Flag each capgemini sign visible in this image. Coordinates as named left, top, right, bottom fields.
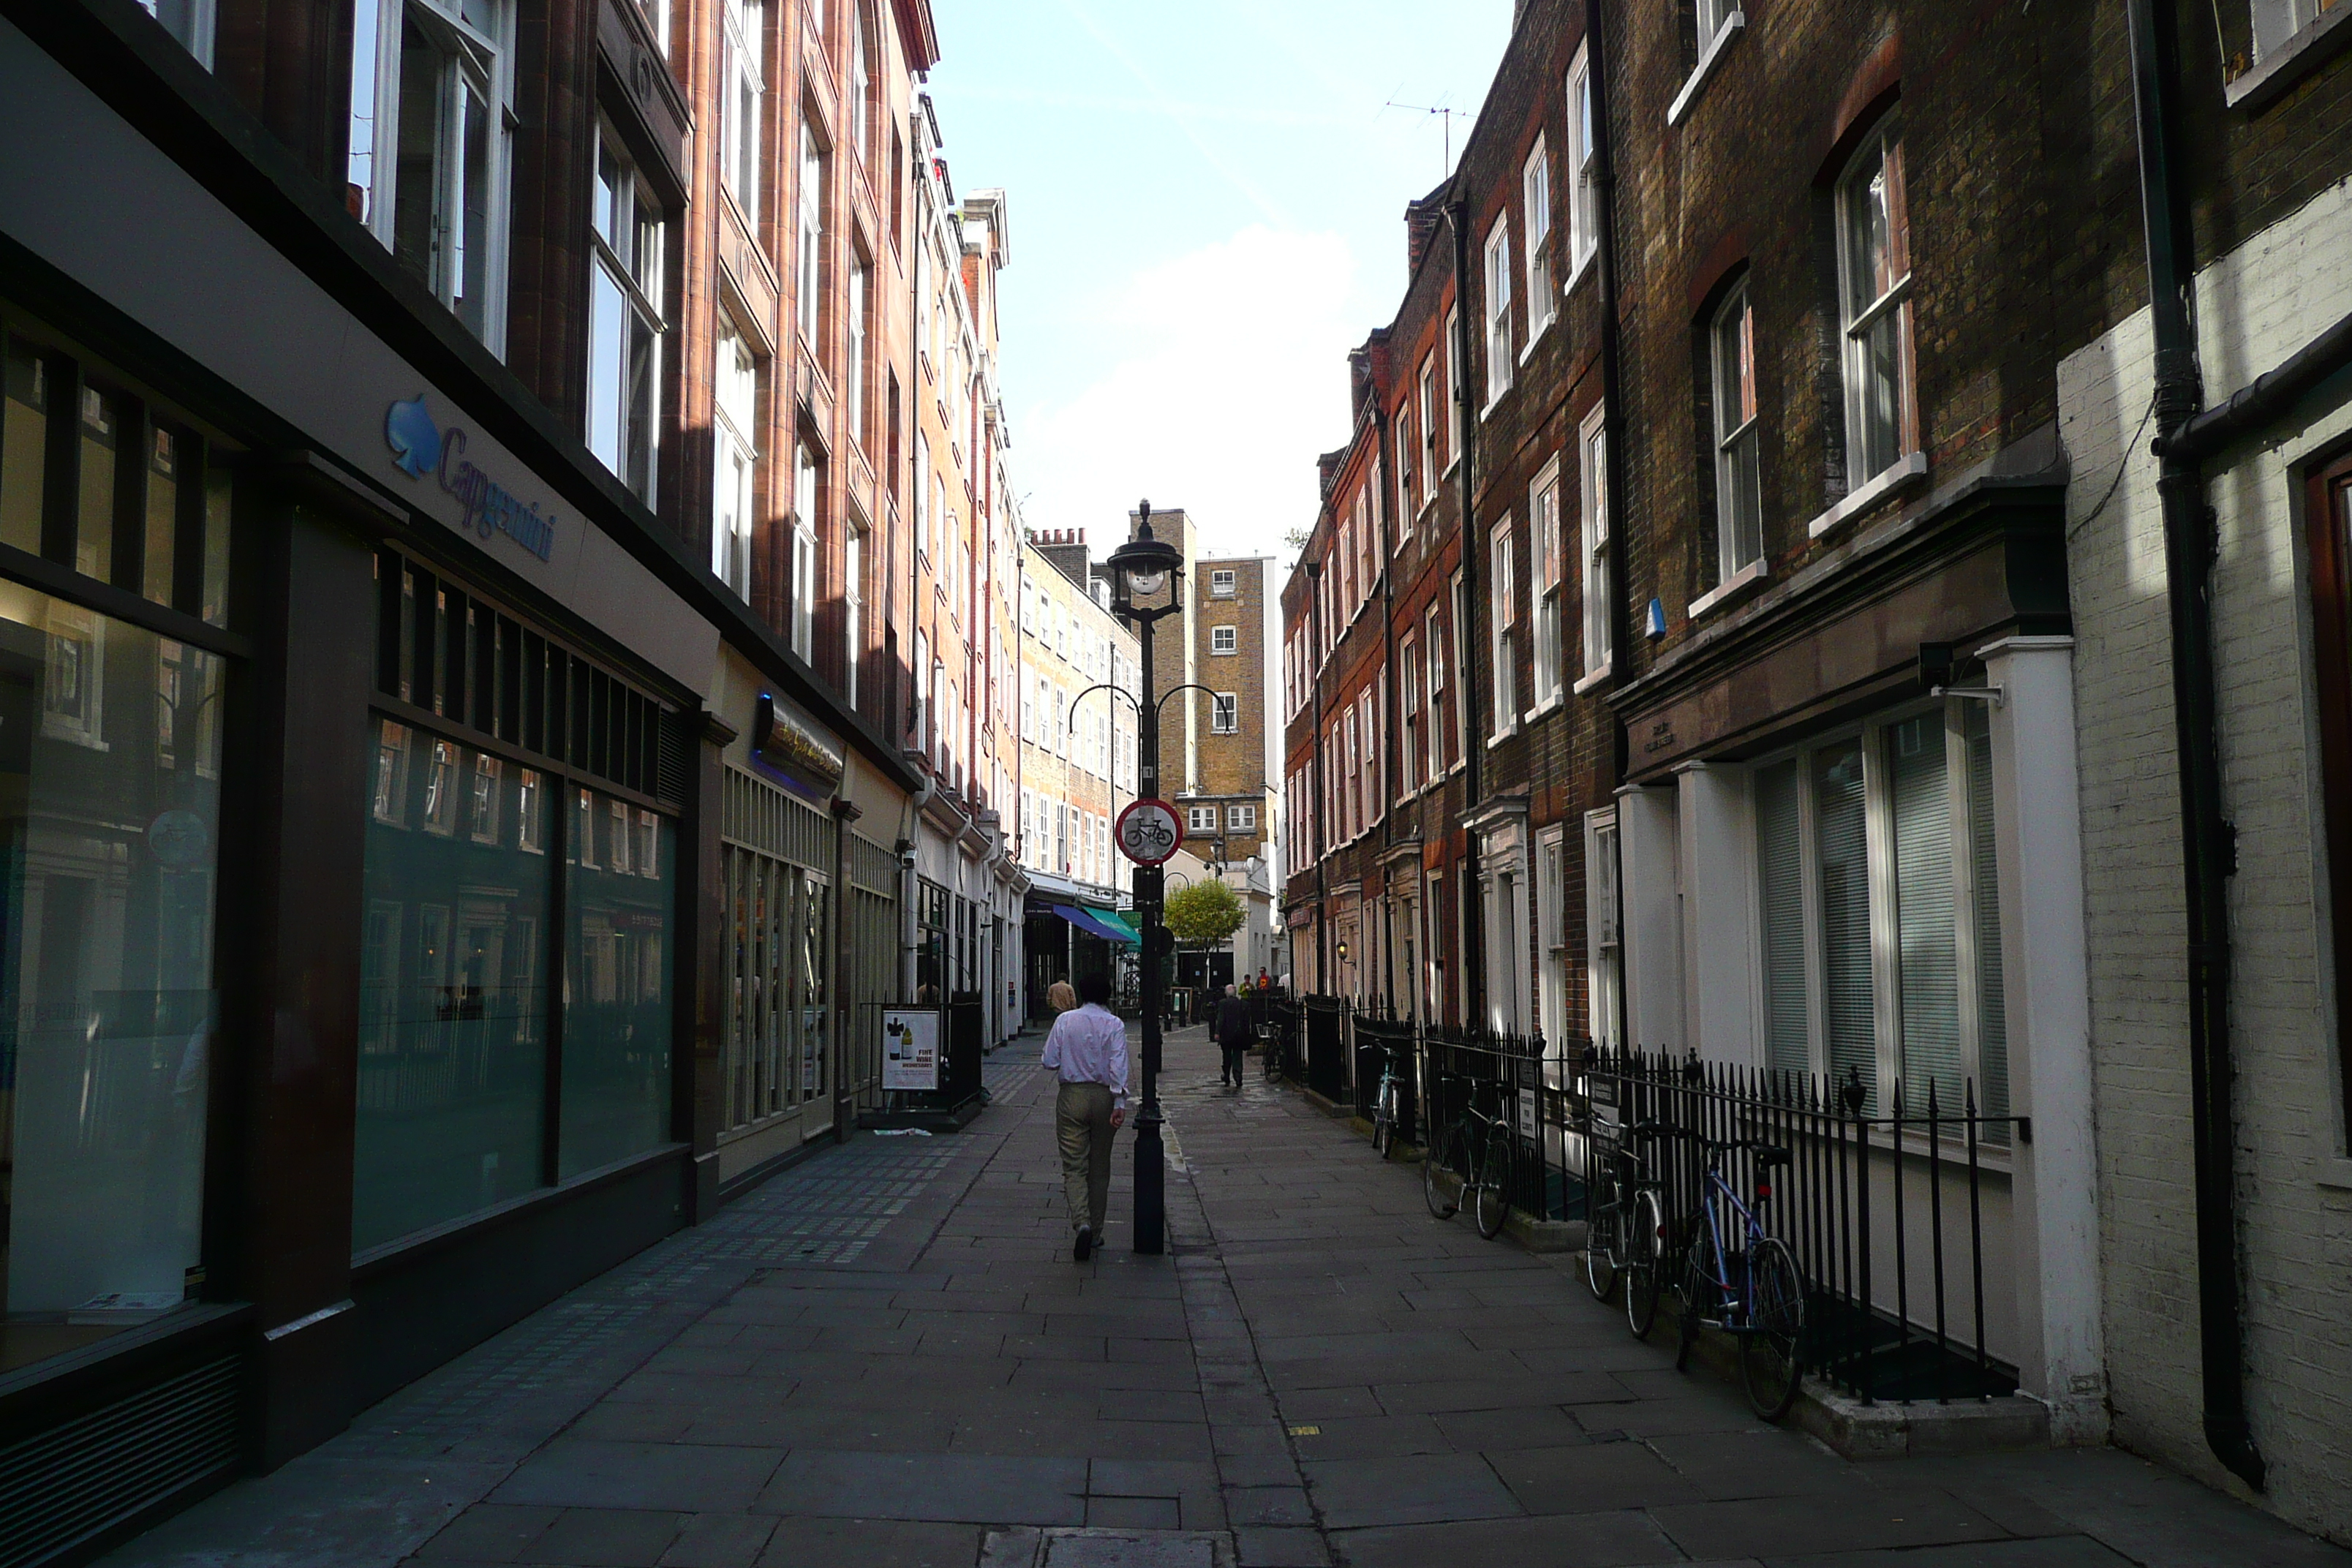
left=383, top=395, right=557, bottom=563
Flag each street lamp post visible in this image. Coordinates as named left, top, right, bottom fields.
left=1108, top=500, right=1186, bottom=1256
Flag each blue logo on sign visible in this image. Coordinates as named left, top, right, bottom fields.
left=380, top=396, right=556, bottom=564
left=385, top=394, right=442, bottom=477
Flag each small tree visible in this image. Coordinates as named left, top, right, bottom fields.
left=1164, top=878, right=1246, bottom=951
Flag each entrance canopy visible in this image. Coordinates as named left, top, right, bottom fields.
left=1051, top=903, right=1138, bottom=946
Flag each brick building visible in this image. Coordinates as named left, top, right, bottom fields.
left=1281, top=0, right=2352, bottom=1541
left=0, top=0, right=1056, bottom=1550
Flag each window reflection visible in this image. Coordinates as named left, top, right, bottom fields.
left=0, top=583, right=222, bottom=1371
left=560, top=787, right=672, bottom=1176
left=353, top=718, right=549, bottom=1251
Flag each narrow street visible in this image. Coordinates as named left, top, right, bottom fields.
left=103, top=1030, right=2348, bottom=1568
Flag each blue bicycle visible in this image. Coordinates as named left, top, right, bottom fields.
left=1673, top=1134, right=1806, bottom=1421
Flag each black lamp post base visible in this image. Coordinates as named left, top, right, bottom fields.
left=1132, top=1110, right=1166, bottom=1254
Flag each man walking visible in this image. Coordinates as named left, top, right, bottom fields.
left=1041, top=971, right=1128, bottom=1260
left=1213, top=982, right=1251, bottom=1088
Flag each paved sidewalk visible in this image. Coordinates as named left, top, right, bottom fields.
left=105, top=1025, right=2349, bottom=1568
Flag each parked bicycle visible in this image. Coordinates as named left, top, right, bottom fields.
left=1422, top=1071, right=1515, bottom=1240
left=1618, top=1114, right=1674, bottom=1335
left=1368, top=1040, right=1408, bottom=1158
left=1585, top=1120, right=1676, bottom=1341
left=1671, top=1132, right=1807, bottom=1421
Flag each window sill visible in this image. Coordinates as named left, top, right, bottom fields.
left=1689, top=556, right=1769, bottom=619
left=1565, top=247, right=1596, bottom=296
left=2318, top=1156, right=2352, bottom=1192
left=1806, top=450, right=1927, bottom=539
left=1480, top=384, right=1512, bottom=420
left=1572, top=665, right=1613, bottom=696
left=1523, top=694, right=1564, bottom=724
left=1443, top=459, right=1462, bottom=481
left=1667, top=9, right=1746, bottom=127
left=2226, top=4, right=2352, bottom=112
left=1519, top=315, right=1555, bottom=365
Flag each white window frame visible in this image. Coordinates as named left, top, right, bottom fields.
left=1399, top=629, right=1422, bottom=800
left=721, top=0, right=764, bottom=226
left=139, top=0, right=216, bottom=68
left=1711, top=279, right=1763, bottom=583
left=843, top=511, right=864, bottom=707
left=1537, top=823, right=1567, bottom=1047
left=1450, top=570, right=1474, bottom=766
left=797, top=117, right=826, bottom=348
left=1189, top=804, right=1218, bottom=833
left=1211, top=625, right=1239, bottom=655
left=587, top=127, right=666, bottom=502
left=1566, top=41, right=1598, bottom=280
left=1586, top=809, right=1620, bottom=1048
left=1228, top=804, right=1256, bottom=831
left=1482, top=216, right=1513, bottom=408
left=1418, top=359, right=1439, bottom=505
left=1530, top=456, right=1564, bottom=709
left=1835, top=122, right=1917, bottom=493
left=349, top=0, right=516, bottom=350
left=846, top=254, right=870, bottom=451
left=1578, top=403, right=1612, bottom=681
left=1523, top=137, right=1556, bottom=342
left=712, top=323, right=758, bottom=599
left=1211, top=692, right=1239, bottom=734
left=1425, top=600, right=1449, bottom=783
left=791, top=441, right=818, bottom=660
left=1488, top=517, right=1515, bottom=740
left=1746, top=701, right=2011, bottom=1130
left=1210, top=568, right=1237, bottom=596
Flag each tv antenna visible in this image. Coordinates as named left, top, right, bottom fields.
left=1382, top=97, right=1460, bottom=175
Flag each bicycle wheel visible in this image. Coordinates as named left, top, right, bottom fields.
left=1583, top=1166, right=1620, bottom=1302
left=1371, top=1082, right=1395, bottom=1158
left=1624, top=1188, right=1665, bottom=1338
left=1741, top=1237, right=1806, bottom=1422
left=1473, top=1130, right=1514, bottom=1240
left=1422, top=1124, right=1460, bottom=1219
left=1676, top=1234, right=1712, bottom=1373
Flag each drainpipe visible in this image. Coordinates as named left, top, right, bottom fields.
left=1379, top=403, right=1399, bottom=1016
left=1446, top=196, right=1488, bottom=1030
left=1584, top=0, right=1635, bottom=1059
left=2125, top=0, right=2265, bottom=1494
left=1307, top=555, right=1329, bottom=990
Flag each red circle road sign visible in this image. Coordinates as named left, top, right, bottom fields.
left=1115, top=799, right=1183, bottom=866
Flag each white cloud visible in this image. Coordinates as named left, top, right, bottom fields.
left=1012, top=226, right=1360, bottom=562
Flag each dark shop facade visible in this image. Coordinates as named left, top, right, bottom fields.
left=0, top=7, right=918, bottom=1564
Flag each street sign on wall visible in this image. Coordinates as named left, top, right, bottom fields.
left=1116, top=799, right=1183, bottom=866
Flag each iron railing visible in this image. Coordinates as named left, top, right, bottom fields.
left=1579, top=1049, right=2021, bottom=1403
left=1268, top=1000, right=2024, bottom=1406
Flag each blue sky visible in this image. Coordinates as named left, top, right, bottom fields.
left=924, top=1, right=1513, bottom=563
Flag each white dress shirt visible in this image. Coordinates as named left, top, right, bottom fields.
left=1041, top=1003, right=1131, bottom=1109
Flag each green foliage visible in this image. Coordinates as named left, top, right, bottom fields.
left=1164, top=878, right=1246, bottom=949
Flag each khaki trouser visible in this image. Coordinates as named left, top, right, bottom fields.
left=1055, top=1081, right=1117, bottom=1235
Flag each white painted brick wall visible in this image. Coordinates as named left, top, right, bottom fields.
left=2059, top=175, right=2352, bottom=1544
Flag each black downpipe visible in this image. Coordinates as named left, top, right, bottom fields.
left=1377, top=404, right=1401, bottom=1014
left=2125, top=0, right=2266, bottom=1494
left=1308, top=555, right=1329, bottom=990
left=1447, top=199, right=1487, bottom=1029
left=1583, top=0, right=1635, bottom=1059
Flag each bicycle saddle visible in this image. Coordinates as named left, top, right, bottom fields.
left=1751, top=1145, right=1793, bottom=1168
left=1629, top=1120, right=1670, bottom=1139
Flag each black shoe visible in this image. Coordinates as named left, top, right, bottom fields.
left=1073, top=1225, right=1093, bottom=1262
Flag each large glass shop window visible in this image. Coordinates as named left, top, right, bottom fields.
left=562, top=786, right=674, bottom=1176
left=0, top=321, right=235, bottom=1372
left=354, top=720, right=549, bottom=1250
left=0, top=587, right=225, bottom=1368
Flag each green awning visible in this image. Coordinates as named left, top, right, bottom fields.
left=1088, top=905, right=1142, bottom=943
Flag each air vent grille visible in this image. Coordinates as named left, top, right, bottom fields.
left=0, top=1356, right=241, bottom=1568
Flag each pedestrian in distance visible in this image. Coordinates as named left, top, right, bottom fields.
left=1047, top=979, right=1077, bottom=1014
left=1040, top=970, right=1128, bottom=1261
left=1213, top=982, right=1252, bottom=1088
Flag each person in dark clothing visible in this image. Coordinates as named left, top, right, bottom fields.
left=1213, top=983, right=1252, bottom=1088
